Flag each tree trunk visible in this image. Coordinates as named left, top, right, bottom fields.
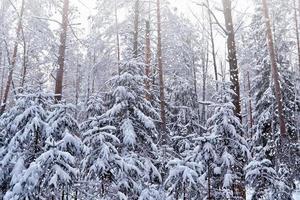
left=145, top=20, right=151, bottom=100
left=54, top=0, right=69, bottom=103
left=261, top=0, right=287, bottom=137
left=183, top=181, right=186, bottom=200
left=222, top=1, right=244, bottom=198
left=207, top=160, right=212, bottom=200
left=247, top=71, right=254, bottom=136
left=133, top=0, right=139, bottom=58
left=206, top=0, right=218, bottom=91
left=0, top=0, right=25, bottom=115
left=20, top=38, right=27, bottom=87
left=156, top=0, right=167, bottom=143
left=201, top=46, right=209, bottom=122
left=75, top=60, right=80, bottom=118
left=114, top=0, right=120, bottom=75
left=61, top=186, right=64, bottom=200
left=0, top=50, right=3, bottom=103
left=192, top=44, right=201, bottom=123
left=295, top=0, right=300, bottom=73
left=222, top=0, right=241, bottom=119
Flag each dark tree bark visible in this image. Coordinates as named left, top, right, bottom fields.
left=0, top=50, right=3, bottom=103
left=114, top=0, right=120, bottom=75
left=54, top=0, right=69, bottom=103
left=157, top=0, right=167, bottom=143
left=261, top=0, right=287, bottom=137
left=0, top=0, right=25, bottom=115
left=222, top=1, right=244, bottom=198
left=247, top=71, right=254, bottom=135
left=133, top=0, right=139, bottom=58
left=207, top=160, right=212, bottom=200
left=295, top=0, right=300, bottom=72
left=201, top=45, right=209, bottom=122
left=222, top=0, right=241, bottom=119
left=20, top=36, right=27, bottom=87
left=145, top=20, right=151, bottom=100
left=75, top=60, right=81, bottom=118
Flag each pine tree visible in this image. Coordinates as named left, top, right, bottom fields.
left=81, top=95, right=124, bottom=198
left=82, top=60, right=161, bottom=198
left=164, top=157, right=201, bottom=199
left=1, top=89, right=82, bottom=199
left=0, top=88, right=51, bottom=197
left=205, top=82, right=249, bottom=199
left=4, top=136, right=78, bottom=199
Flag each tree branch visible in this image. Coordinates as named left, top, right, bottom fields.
left=193, top=1, right=228, bottom=35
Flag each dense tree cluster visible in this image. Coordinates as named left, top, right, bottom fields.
left=0, top=0, right=299, bottom=199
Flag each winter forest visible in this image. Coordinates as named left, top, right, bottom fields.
left=0, top=0, right=299, bottom=199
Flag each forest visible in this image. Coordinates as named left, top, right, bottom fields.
left=0, top=0, right=299, bottom=199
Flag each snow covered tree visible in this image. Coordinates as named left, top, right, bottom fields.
left=188, top=134, right=218, bottom=199
left=204, top=82, right=249, bottom=199
left=165, top=157, right=201, bottom=199
left=82, top=60, right=161, bottom=198
left=81, top=98, right=126, bottom=198
left=240, top=2, right=298, bottom=198
left=0, top=88, right=82, bottom=199
left=0, top=88, right=51, bottom=197
left=4, top=135, right=78, bottom=200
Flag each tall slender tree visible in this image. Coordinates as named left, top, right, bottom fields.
left=133, top=0, right=140, bottom=59
left=54, top=0, right=69, bottom=102
left=261, top=0, right=287, bottom=137
left=156, top=0, right=167, bottom=143
left=206, top=0, right=218, bottom=91
left=222, top=0, right=241, bottom=119
left=145, top=20, right=151, bottom=100
left=0, top=0, right=25, bottom=115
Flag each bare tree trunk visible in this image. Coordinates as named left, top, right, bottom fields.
left=0, top=0, right=25, bottom=115
left=61, top=186, right=64, bottom=200
left=75, top=60, right=81, bottom=118
left=295, top=0, right=300, bottom=73
left=206, top=0, right=218, bottom=91
left=133, top=0, right=139, bottom=58
left=20, top=38, right=27, bottom=87
left=222, top=1, right=245, bottom=198
left=222, top=0, right=241, bottom=119
left=0, top=50, right=3, bottom=103
left=157, top=0, right=167, bottom=143
left=261, top=0, right=287, bottom=137
left=114, top=0, right=120, bottom=75
left=192, top=46, right=201, bottom=123
left=247, top=71, right=254, bottom=135
left=145, top=20, right=151, bottom=100
left=207, top=160, right=212, bottom=200
left=201, top=45, right=209, bottom=122
left=183, top=181, right=186, bottom=200
left=91, top=49, right=96, bottom=94
left=54, top=0, right=69, bottom=103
